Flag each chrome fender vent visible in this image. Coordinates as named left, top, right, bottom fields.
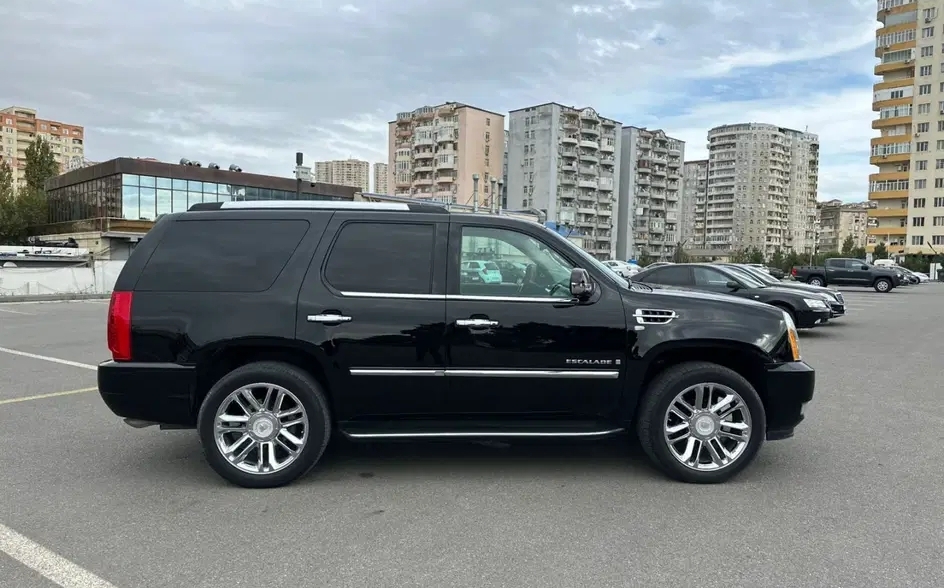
left=633, top=309, right=677, bottom=324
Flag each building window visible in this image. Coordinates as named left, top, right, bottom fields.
left=918, top=103, right=931, bottom=113
left=918, top=122, right=930, bottom=132
left=917, top=142, right=929, bottom=151
left=921, top=65, right=933, bottom=76
left=935, top=197, right=944, bottom=206
left=912, top=235, right=925, bottom=245
left=923, top=26, right=934, bottom=38
left=920, top=84, right=932, bottom=94
left=918, top=160, right=928, bottom=169
left=913, top=217, right=926, bottom=226
left=934, top=235, right=944, bottom=245
left=922, top=46, right=935, bottom=57
left=914, top=198, right=927, bottom=207
left=934, top=216, right=944, bottom=225
left=915, top=179, right=927, bottom=188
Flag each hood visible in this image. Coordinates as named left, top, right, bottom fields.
left=759, top=285, right=829, bottom=300
left=768, top=281, right=834, bottom=296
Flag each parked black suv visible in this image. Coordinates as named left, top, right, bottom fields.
left=98, top=201, right=815, bottom=488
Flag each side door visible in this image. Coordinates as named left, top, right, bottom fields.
left=844, top=259, right=873, bottom=285
left=442, top=221, right=628, bottom=420
left=824, top=259, right=852, bottom=284
left=296, top=212, right=449, bottom=421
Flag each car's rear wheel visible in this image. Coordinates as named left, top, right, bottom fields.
left=874, top=278, right=892, bottom=293
left=636, top=361, right=766, bottom=484
left=808, top=276, right=824, bottom=287
left=197, top=361, right=331, bottom=488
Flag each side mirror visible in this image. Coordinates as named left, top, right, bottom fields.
left=726, top=281, right=740, bottom=290
left=859, top=264, right=869, bottom=270
left=570, top=267, right=594, bottom=299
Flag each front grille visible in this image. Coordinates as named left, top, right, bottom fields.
left=834, top=292, right=844, bottom=303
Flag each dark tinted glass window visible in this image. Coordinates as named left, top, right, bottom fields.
left=693, top=266, right=730, bottom=286
left=644, top=266, right=691, bottom=285
left=135, top=219, right=310, bottom=292
left=324, top=222, right=434, bottom=294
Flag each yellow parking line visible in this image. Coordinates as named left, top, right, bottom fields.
left=0, top=387, right=98, bottom=405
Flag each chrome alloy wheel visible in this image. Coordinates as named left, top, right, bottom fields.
left=214, top=383, right=309, bottom=475
left=663, top=383, right=752, bottom=471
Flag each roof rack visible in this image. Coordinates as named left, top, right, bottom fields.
left=188, top=200, right=449, bottom=213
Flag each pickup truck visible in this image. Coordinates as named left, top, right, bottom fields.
left=791, top=258, right=902, bottom=292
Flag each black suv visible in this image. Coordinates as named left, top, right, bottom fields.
left=98, top=201, right=815, bottom=488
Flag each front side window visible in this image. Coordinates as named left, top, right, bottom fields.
left=458, top=225, right=573, bottom=297
left=325, top=222, right=435, bottom=294
left=693, top=267, right=731, bottom=286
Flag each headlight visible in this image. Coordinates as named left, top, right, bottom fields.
left=803, top=298, right=828, bottom=309
left=782, top=310, right=801, bottom=361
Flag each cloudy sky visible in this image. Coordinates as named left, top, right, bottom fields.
left=2, top=0, right=877, bottom=201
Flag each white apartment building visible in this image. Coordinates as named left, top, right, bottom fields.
left=387, top=102, right=503, bottom=206
left=372, top=162, right=388, bottom=194
left=507, top=103, right=621, bottom=259
left=681, top=159, right=708, bottom=246
left=700, top=123, right=819, bottom=254
left=313, top=158, right=370, bottom=192
left=616, top=127, right=684, bottom=260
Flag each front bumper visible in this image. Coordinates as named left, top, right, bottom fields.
left=794, top=307, right=831, bottom=328
left=98, top=360, right=198, bottom=426
left=763, top=360, right=815, bottom=441
left=828, top=300, right=845, bottom=317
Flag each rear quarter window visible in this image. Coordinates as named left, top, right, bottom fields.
left=134, top=218, right=310, bottom=292
left=324, top=221, right=435, bottom=294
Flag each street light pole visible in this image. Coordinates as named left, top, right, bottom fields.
left=472, top=174, right=479, bottom=212
left=489, top=177, right=498, bottom=214
left=295, top=152, right=303, bottom=200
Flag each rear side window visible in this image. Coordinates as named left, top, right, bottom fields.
left=324, top=222, right=435, bottom=294
left=135, top=219, right=310, bottom=292
left=646, top=266, right=691, bottom=285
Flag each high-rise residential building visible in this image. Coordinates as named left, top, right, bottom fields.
left=816, top=199, right=871, bottom=252
left=313, top=158, right=370, bottom=192
left=501, top=129, right=509, bottom=208
left=682, top=159, right=709, bottom=248
left=700, top=123, right=819, bottom=254
left=870, top=0, right=944, bottom=257
left=372, top=162, right=388, bottom=194
left=616, top=127, right=683, bottom=260
left=507, top=103, right=621, bottom=259
left=0, top=106, right=85, bottom=188
left=387, top=102, right=503, bottom=205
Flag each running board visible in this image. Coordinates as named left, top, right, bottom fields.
left=339, top=420, right=624, bottom=440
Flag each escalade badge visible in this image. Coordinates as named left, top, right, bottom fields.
left=566, top=359, right=618, bottom=365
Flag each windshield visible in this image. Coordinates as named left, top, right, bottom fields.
left=542, top=227, right=629, bottom=288
left=723, top=265, right=767, bottom=288
left=734, top=265, right=777, bottom=285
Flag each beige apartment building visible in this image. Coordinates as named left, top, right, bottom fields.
left=372, top=162, right=388, bottom=194
left=816, top=199, right=870, bottom=251
left=681, top=159, right=709, bottom=246
left=313, top=158, right=370, bottom=192
left=699, top=123, right=819, bottom=255
left=870, top=0, right=944, bottom=256
left=1, top=106, right=85, bottom=188
left=387, top=102, right=504, bottom=205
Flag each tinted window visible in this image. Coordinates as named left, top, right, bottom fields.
left=644, top=266, right=691, bottom=285
left=324, top=222, right=434, bottom=294
left=135, top=219, right=310, bottom=292
left=693, top=266, right=730, bottom=286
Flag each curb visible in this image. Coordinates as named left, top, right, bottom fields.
left=0, top=293, right=111, bottom=303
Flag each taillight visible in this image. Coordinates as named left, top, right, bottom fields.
left=107, top=291, right=133, bottom=361
left=791, top=267, right=797, bottom=276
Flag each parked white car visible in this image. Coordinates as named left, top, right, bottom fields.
left=603, top=260, right=641, bottom=279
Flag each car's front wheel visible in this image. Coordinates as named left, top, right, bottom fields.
left=636, top=361, right=766, bottom=484
left=874, top=278, right=892, bottom=293
left=197, top=361, right=331, bottom=488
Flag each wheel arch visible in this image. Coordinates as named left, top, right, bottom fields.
left=192, top=338, right=336, bottom=418
left=630, top=340, right=772, bottom=423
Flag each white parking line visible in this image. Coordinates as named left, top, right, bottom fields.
left=0, top=347, right=96, bottom=370
left=0, top=523, right=118, bottom=587
left=0, top=307, right=33, bottom=315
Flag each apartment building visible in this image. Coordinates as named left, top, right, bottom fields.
left=681, top=159, right=709, bottom=247
left=507, top=103, right=621, bottom=259
left=387, top=102, right=503, bottom=206
left=817, top=199, right=870, bottom=251
left=870, top=0, right=944, bottom=256
left=501, top=129, right=509, bottom=208
left=700, top=123, right=819, bottom=254
left=0, top=106, right=85, bottom=188
left=615, top=128, right=684, bottom=260
left=313, top=158, right=370, bottom=192
left=372, top=162, right=388, bottom=194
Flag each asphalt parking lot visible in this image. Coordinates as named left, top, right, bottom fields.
left=0, top=286, right=941, bottom=588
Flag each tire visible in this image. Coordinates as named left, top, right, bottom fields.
left=873, top=278, right=892, bottom=293
left=636, top=361, right=766, bottom=484
left=197, top=361, right=331, bottom=488
left=808, top=276, right=824, bottom=287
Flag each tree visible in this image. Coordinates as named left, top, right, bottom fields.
left=0, top=161, right=27, bottom=243
left=23, top=137, right=58, bottom=193
left=850, top=246, right=867, bottom=260
left=746, top=247, right=765, bottom=264
left=637, top=249, right=652, bottom=267
left=873, top=241, right=888, bottom=260
left=728, top=248, right=749, bottom=263
left=769, top=248, right=785, bottom=271
left=672, top=244, right=690, bottom=263
left=784, top=250, right=803, bottom=272
left=841, top=235, right=855, bottom=255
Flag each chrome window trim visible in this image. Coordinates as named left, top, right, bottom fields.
left=339, top=291, right=573, bottom=303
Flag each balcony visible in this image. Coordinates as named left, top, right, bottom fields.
left=560, top=148, right=578, bottom=158
left=579, top=165, right=596, bottom=175
left=560, top=163, right=577, bottom=172
left=874, top=58, right=915, bottom=76
left=414, top=164, right=434, bottom=172
left=581, top=126, right=600, bottom=137
left=578, top=179, right=598, bottom=189
left=562, top=135, right=578, bottom=145
left=413, top=136, right=434, bottom=147
left=867, top=226, right=906, bottom=236
left=600, top=142, right=615, bottom=153
left=560, top=175, right=576, bottom=185
left=579, top=152, right=599, bottom=163
left=869, top=153, right=910, bottom=165
left=579, top=140, right=599, bottom=150
left=577, top=206, right=596, bottom=214
left=868, top=207, right=908, bottom=217
left=598, top=178, right=614, bottom=190
left=414, top=177, right=433, bottom=186
left=436, top=157, right=456, bottom=169
left=434, top=190, right=454, bottom=200
left=868, top=189, right=908, bottom=200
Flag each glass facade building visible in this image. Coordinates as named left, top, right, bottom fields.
left=48, top=173, right=345, bottom=224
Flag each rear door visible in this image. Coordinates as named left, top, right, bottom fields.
left=296, top=212, right=449, bottom=421
left=825, top=258, right=853, bottom=285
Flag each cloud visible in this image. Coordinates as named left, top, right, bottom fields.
left=0, top=0, right=877, bottom=202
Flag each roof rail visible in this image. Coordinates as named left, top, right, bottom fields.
left=188, top=200, right=449, bottom=213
